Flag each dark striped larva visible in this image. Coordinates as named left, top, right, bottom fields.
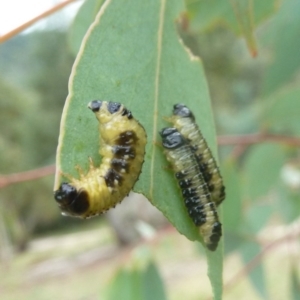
left=160, top=127, right=222, bottom=251
left=168, top=104, right=225, bottom=206
left=54, top=101, right=147, bottom=218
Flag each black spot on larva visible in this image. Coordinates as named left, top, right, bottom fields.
left=207, top=222, right=222, bottom=251
left=121, top=108, right=133, bottom=119
left=208, top=184, right=215, bottom=192
left=160, top=128, right=186, bottom=150
left=175, top=170, right=186, bottom=179
left=199, top=162, right=208, bottom=172
left=202, top=171, right=212, bottom=182
left=88, top=100, right=102, bottom=112
left=220, top=186, right=226, bottom=198
left=182, top=187, right=197, bottom=198
left=184, top=196, right=200, bottom=207
left=107, top=102, right=121, bottom=114
left=111, top=158, right=129, bottom=173
left=173, top=103, right=195, bottom=119
left=113, top=145, right=136, bottom=159
left=54, top=183, right=90, bottom=215
left=189, top=208, right=206, bottom=226
left=117, top=131, right=137, bottom=145
left=195, top=153, right=203, bottom=164
left=179, top=179, right=192, bottom=188
left=191, top=145, right=198, bottom=152
left=212, top=222, right=222, bottom=234
left=104, top=168, right=123, bottom=188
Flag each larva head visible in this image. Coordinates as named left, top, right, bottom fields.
left=173, top=103, right=195, bottom=120
left=88, top=100, right=132, bottom=123
left=54, top=183, right=90, bottom=217
left=160, top=127, right=186, bottom=149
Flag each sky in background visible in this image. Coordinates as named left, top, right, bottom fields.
left=0, top=0, right=82, bottom=35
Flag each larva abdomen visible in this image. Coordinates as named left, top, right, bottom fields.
left=160, top=127, right=222, bottom=251
left=170, top=103, right=226, bottom=206
left=54, top=101, right=147, bottom=218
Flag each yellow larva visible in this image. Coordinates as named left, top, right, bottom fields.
left=168, top=104, right=225, bottom=206
left=54, top=101, right=147, bottom=218
left=160, top=127, right=222, bottom=251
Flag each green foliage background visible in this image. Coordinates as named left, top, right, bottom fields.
left=1, top=0, right=300, bottom=299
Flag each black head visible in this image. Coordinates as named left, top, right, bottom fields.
left=54, top=183, right=90, bottom=216
left=160, top=127, right=178, bottom=138
left=88, top=100, right=102, bottom=112
left=160, top=127, right=186, bottom=149
left=107, top=101, right=121, bottom=114
left=173, top=103, right=195, bottom=119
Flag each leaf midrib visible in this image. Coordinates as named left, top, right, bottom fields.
left=149, top=0, right=167, bottom=199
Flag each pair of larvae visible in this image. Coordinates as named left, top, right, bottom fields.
left=54, top=102, right=225, bottom=251
left=160, top=104, right=225, bottom=251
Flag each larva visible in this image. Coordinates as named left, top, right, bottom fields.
left=54, top=100, right=147, bottom=218
left=160, top=127, right=222, bottom=251
left=168, top=104, right=225, bottom=206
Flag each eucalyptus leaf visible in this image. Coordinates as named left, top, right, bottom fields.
left=186, top=0, right=278, bottom=55
left=262, top=0, right=300, bottom=95
left=240, top=241, right=268, bottom=298
left=290, top=266, right=300, bottom=300
left=55, top=0, right=223, bottom=297
left=276, top=182, right=300, bottom=224
left=243, top=143, right=286, bottom=201
left=222, top=160, right=242, bottom=231
left=246, top=203, right=273, bottom=234
left=68, top=0, right=104, bottom=55
left=260, top=87, right=300, bottom=135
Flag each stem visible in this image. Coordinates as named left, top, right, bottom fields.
left=0, top=0, right=80, bottom=43
left=0, top=165, right=55, bottom=188
left=0, top=133, right=299, bottom=188
left=217, top=133, right=300, bottom=147
left=224, top=227, right=300, bottom=292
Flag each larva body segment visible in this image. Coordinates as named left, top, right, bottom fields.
left=54, top=101, right=147, bottom=218
left=169, top=104, right=225, bottom=206
left=160, top=128, right=222, bottom=251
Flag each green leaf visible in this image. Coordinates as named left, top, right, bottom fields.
left=142, top=261, right=167, bottom=300
left=106, top=259, right=166, bottom=300
left=276, top=181, right=300, bottom=224
left=262, top=0, right=300, bottom=95
left=229, top=0, right=257, bottom=56
left=222, top=159, right=242, bottom=231
left=246, top=203, right=273, bottom=233
left=68, top=0, right=104, bottom=55
left=240, top=241, right=268, bottom=298
left=223, top=231, right=244, bottom=254
left=55, top=0, right=223, bottom=298
left=107, top=269, right=134, bottom=300
left=243, top=143, right=286, bottom=201
left=290, top=266, right=300, bottom=300
left=260, top=86, right=300, bottom=135
left=186, top=0, right=278, bottom=56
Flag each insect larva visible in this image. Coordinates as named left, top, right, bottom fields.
left=54, top=101, right=147, bottom=218
left=168, top=104, right=225, bottom=206
left=160, top=127, right=222, bottom=251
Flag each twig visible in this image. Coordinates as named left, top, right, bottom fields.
left=224, top=228, right=300, bottom=293
left=0, top=0, right=80, bottom=43
left=0, top=165, right=55, bottom=188
left=217, top=133, right=300, bottom=147
left=0, top=133, right=299, bottom=188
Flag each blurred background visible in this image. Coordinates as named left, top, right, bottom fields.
left=0, top=0, right=299, bottom=299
